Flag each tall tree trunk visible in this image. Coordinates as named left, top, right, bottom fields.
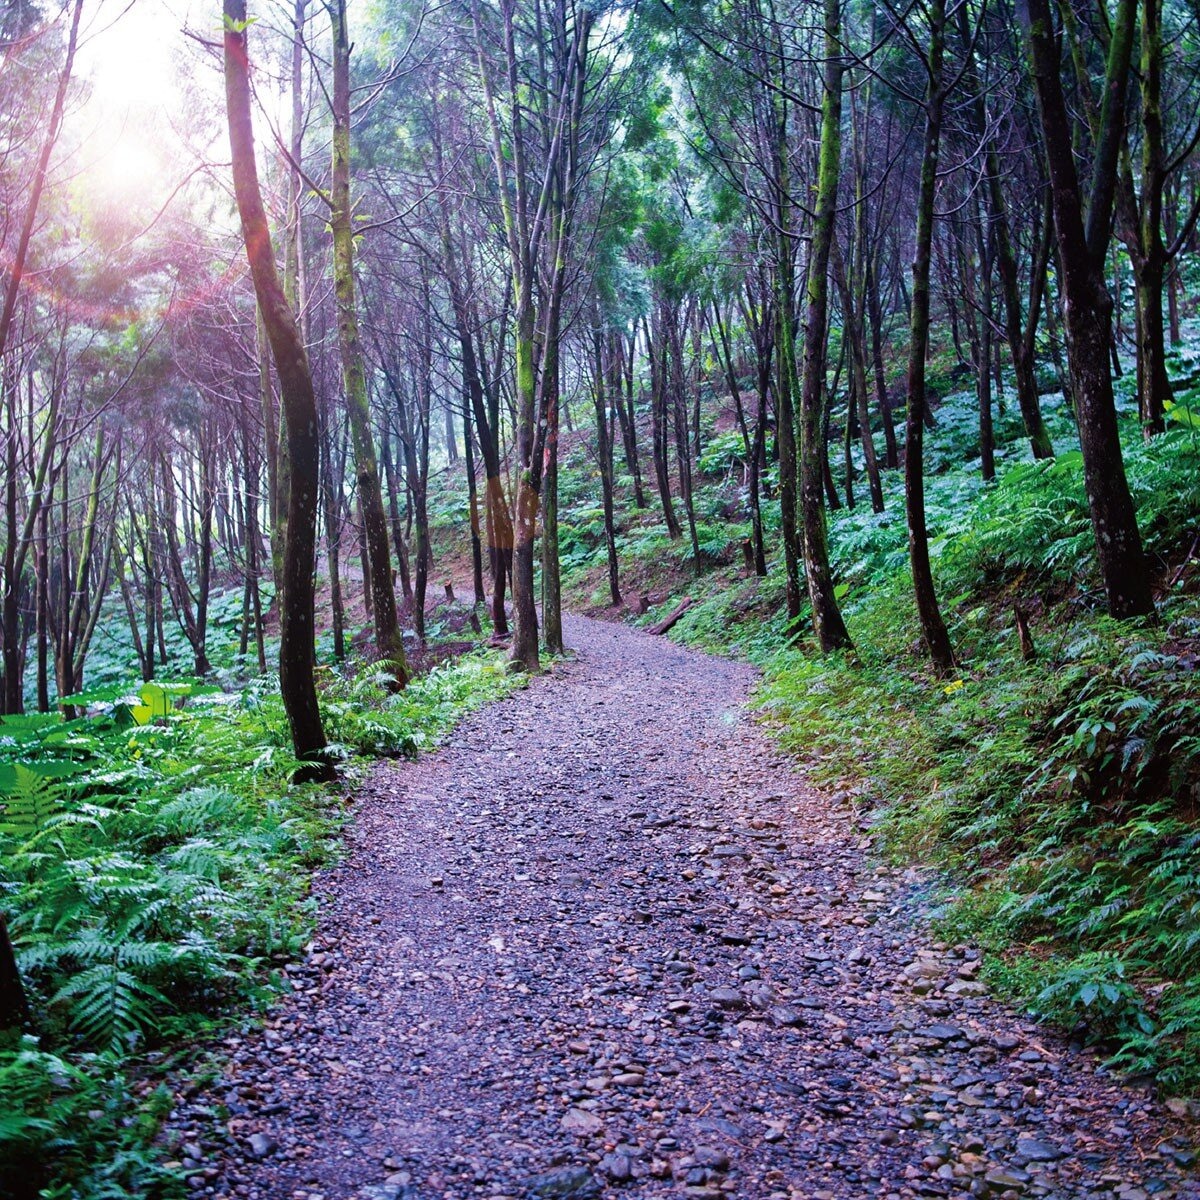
left=462, top=392, right=486, bottom=606
left=225, top=0, right=330, bottom=779
left=0, top=0, right=84, bottom=363
left=798, top=0, right=853, bottom=652
left=433, top=132, right=512, bottom=633
left=866, top=255, right=899, bottom=468
left=713, top=301, right=768, bottom=570
left=1020, top=0, right=1155, bottom=620
left=329, top=0, right=407, bottom=684
left=973, top=204, right=997, bottom=483
left=1132, top=0, right=1172, bottom=437
left=541, top=402, right=563, bottom=650
left=667, top=304, right=702, bottom=573
left=319, top=399, right=347, bottom=662
left=593, top=325, right=622, bottom=606
left=905, top=0, right=956, bottom=673
left=649, top=328, right=682, bottom=538
left=963, top=0, right=1055, bottom=463
left=193, top=439, right=214, bottom=676
left=613, top=332, right=647, bottom=507
left=832, top=240, right=884, bottom=513
left=509, top=330, right=541, bottom=672
left=35, top=501, right=50, bottom=708
left=380, top=421, right=413, bottom=606
left=775, top=203, right=803, bottom=626
left=256, top=307, right=286, bottom=588
left=2, top=373, right=22, bottom=715
left=443, top=396, right=459, bottom=465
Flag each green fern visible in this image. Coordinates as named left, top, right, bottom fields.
left=0, top=766, right=62, bottom=839
left=50, top=962, right=166, bottom=1051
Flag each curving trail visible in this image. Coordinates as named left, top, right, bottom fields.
left=171, top=616, right=1198, bottom=1200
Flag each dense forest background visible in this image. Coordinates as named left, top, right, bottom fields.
left=1, top=0, right=1199, bottom=1192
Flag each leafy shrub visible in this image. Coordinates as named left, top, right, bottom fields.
left=0, top=1039, right=175, bottom=1198
left=696, top=429, right=746, bottom=477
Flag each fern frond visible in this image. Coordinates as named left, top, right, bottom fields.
left=52, top=964, right=167, bottom=1051
left=0, top=767, right=62, bottom=840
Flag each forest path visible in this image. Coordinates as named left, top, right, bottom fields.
left=180, top=616, right=1198, bottom=1200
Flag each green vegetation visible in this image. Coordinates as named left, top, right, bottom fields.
left=0, top=652, right=517, bottom=1197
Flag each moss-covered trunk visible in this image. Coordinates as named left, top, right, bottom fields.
left=329, top=0, right=407, bottom=685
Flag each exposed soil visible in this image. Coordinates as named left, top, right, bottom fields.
left=167, top=616, right=1199, bottom=1200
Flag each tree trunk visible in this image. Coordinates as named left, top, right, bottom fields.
left=613, top=332, right=647, bottom=507
left=462, top=393, right=486, bottom=606
left=980, top=130, right=1055, bottom=458
left=320, top=398, right=347, bottom=662
left=905, top=0, right=956, bottom=673
left=329, top=0, right=407, bottom=685
left=225, top=0, right=330, bottom=780
left=1133, top=0, right=1173, bottom=440
left=541, top=402, right=563, bottom=651
left=714, top=299, right=768, bottom=571
left=593, top=326, right=622, bottom=606
left=832, top=240, right=884, bottom=513
left=1020, top=0, right=1155, bottom=620
left=667, top=305, right=702, bottom=572
left=380, top=420, right=413, bottom=606
left=443, top=259, right=510, bottom=634
left=798, top=0, right=853, bottom=652
left=0, top=913, right=31, bottom=1034
left=649, top=328, right=682, bottom=538
left=35, top=503, right=50, bottom=708
left=0, top=0, right=84, bottom=364
left=866, top=255, right=900, bottom=468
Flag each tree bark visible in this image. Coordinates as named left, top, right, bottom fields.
left=798, top=0, right=853, bottom=653
left=593, top=325, right=622, bottom=606
left=904, top=0, right=956, bottom=673
left=832, top=240, right=884, bottom=513
left=224, top=0, right=330, bottom=779
left=1019, top=0, right=1155, bottom=620
left=329, top=0, right=408, bottom=684
left=0, top=913, right=31, bottom=1034
left=649, top=326, right=682, bottom=538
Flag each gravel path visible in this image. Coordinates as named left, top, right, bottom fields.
left=171, top=616, right=1199, bottom=1200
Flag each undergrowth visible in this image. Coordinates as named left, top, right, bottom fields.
left=0, top=650, right=516, bottom=1198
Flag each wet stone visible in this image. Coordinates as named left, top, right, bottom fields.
left=919, top=1023, right=964, bottom=1042
left=599, top=1153, right=632, bottom=1183
left=767, top=1004, right=805, bottom=1027
left=1015, top=1138, right=1063, bottom=1162
left=246, top=1133, right=277, bottom=1160
left=692, top=1146, right=730, bottom=1171
left=358, top=1184, right=406, bottom=1200
left=709, top=987, right=746, bottom=1009
left=560, top=1108, right=604, bottom=1136
left=526, top=1167, right=601, bottom=1198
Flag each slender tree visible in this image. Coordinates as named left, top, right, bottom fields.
left=224, top=0, right=330, bottom=778
left=1019, top=0, right=1155, bottom=619
left=328, top=0, right=408, bottom=684
left=798, top=0, right=853, bottom=652
left=902, top=0, right=956, bottom=673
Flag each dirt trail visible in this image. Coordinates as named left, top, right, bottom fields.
left=172, top=616, right=1198, bottom=1200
